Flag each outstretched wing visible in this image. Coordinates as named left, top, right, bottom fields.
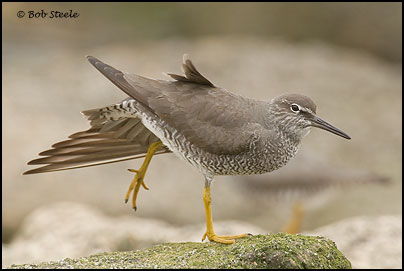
left=24, top=101, right=169, bottom=175
left=87, top=55, right=266, bottom=155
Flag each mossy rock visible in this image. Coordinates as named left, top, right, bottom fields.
left=9, top=233, right=351, bottom=269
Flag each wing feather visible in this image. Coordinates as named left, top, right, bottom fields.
left=87, top=55, right=267, bottom=155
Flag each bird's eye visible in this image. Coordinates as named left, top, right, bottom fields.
left=290, top=104, right=300, bottom=112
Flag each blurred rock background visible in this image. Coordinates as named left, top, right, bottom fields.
left=2, top=2, right=402, bottom=268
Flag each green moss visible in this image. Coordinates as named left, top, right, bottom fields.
left=8, top=233, right=351, bottom=269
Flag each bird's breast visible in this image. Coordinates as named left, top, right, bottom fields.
left=198, top=137, right=300, bottom=176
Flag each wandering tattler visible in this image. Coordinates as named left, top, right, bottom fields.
left=24, top=54, right=351, bottom=244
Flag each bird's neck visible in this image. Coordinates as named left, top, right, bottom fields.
left=280, top=126, right=311, bottom=144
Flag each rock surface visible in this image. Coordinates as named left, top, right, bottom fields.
left=3, top=202, right=402, bottom=269
left=8, top=234, right=351, bottom=269
left=2, top=202, right=266, bottom=267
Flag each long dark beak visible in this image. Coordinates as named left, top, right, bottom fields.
left=310, top=115, right=351, bottom=140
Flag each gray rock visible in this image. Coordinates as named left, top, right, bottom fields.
left=7, top=233, right=351, bottom=269
left=2, top=202, right=266, bottom=267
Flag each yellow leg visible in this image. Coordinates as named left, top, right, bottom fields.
left=201, top=185, right=249, bottom=244
left=124, top=141, right=163, bottom=211
left=282, top=201, right=304, bottom=234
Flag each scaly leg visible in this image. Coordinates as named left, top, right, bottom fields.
left=124, top=141, right=163, bottom=211
left=282, top=201, right=304, bottom=234
left=201, top=179, right=249, bottom=244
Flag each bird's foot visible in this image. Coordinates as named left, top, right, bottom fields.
left=202, top=232, right=249, bottom=244
left=123, top=141, right=163, bottom=211
left=124, top=169, right=149, bottom=211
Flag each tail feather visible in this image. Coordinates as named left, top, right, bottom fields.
left=24, top=103, right=170, bottom=175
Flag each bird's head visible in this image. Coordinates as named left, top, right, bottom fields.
left=269, top=94, right=351, bottom=141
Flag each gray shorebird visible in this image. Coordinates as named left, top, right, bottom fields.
left=24, top=54, right=351, bottom=244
